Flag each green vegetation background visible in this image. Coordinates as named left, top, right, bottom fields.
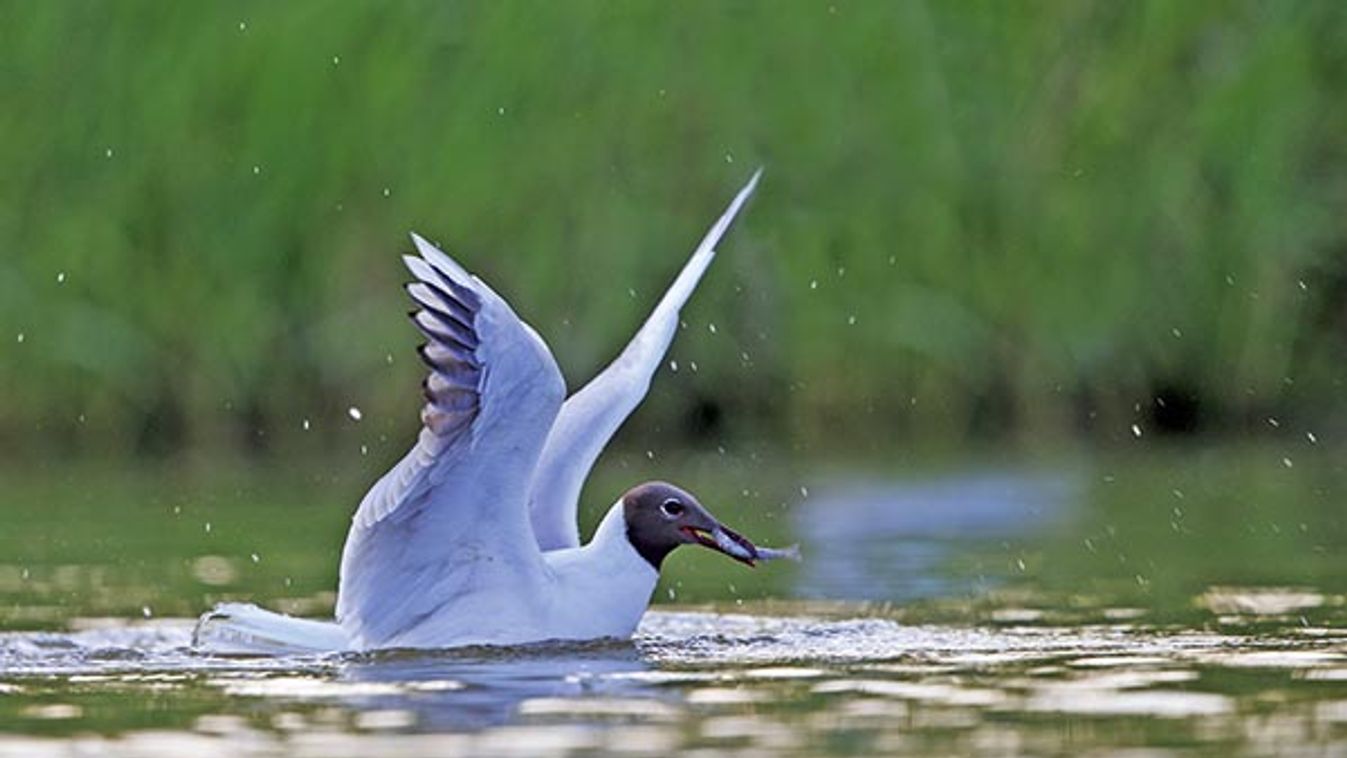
left=3, top=1, right=1345, bottom=460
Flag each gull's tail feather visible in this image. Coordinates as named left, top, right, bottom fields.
left=192, top=603, right=349, bottom=655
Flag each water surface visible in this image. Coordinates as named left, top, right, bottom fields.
left=2, top=445, right=1345, bottom=755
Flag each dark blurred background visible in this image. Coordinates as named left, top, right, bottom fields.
left=3, top=1, right=1345, bottom=463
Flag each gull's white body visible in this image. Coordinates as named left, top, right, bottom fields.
left=194, top=172, right=759, bottom=654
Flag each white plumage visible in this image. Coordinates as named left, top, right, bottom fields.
left=195, top=171, right=762, bottom=653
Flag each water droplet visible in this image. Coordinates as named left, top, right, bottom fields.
left=1130, top=424, right=1142, bottom=438
left=708, top=323, right=717, bottom=334
left=56, top=272, right=65, bottom=284
left=302, top=418, right=311, bottom=431
left=348, top=406, right=363, bottom=421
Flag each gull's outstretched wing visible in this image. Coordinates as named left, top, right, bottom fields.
left=336, top=235, right=565, bottom=649
left=528, top=170, right=762, bottom=550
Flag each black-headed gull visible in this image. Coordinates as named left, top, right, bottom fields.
left=194, top=170, right=793, bottom=654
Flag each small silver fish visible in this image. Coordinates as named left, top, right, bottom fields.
left=713, top=527, right=759, bottom=561
left=754, top=543, right=802, bottom=563
left=711, top=528, right=802, bottom=565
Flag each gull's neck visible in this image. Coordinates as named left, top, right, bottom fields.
left=538, top=500, right=660, bottom=643
left=585, top=501, right=657, bottom=572
left=540, top=501, right=658, bottom=640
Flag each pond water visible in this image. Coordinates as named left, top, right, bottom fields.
left=2, top=444, right=1345, bottom=755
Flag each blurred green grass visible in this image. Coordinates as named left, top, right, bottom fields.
left=2, top=1, right=1345, bottom=458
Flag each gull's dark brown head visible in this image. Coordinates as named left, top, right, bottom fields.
left=622, top=481, right=760, bottom=570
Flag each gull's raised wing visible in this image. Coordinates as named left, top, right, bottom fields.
left=528, top=170, right=762, bottom=550
left=336, top=234, right=565, bottom=649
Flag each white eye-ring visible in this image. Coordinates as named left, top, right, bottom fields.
left=660, top=499, right=685, bottom=518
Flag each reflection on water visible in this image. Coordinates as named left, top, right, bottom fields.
left=794, top=472, right=1078, bottom=601
left=3, top=608, right=1347, bottom=755
left=338, top=644, right=650, bottom=731
left=3, top=449, right=1347, bottom=754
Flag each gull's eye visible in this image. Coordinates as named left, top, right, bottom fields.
left=660, top=499, right=685, bottom=518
